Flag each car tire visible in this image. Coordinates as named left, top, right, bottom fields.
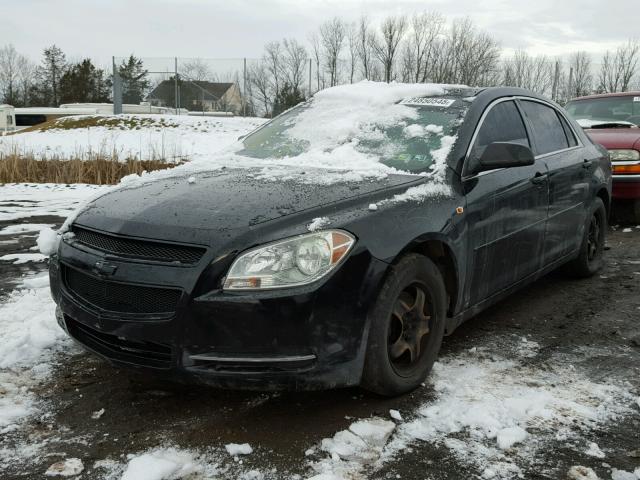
left=361, top=254, right=447, bottom=397
left=562, top=197, right=607, bottom=278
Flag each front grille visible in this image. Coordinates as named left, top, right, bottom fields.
left=65, top=316, right=172, bottom=369
left=72, top=226, right=205, bottom=264
left=62, top=265, right=181, bottom=315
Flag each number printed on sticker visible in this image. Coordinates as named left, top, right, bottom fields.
left=400, top=97, right=456, bottom=107
left=633, top=96, right=640, bottom=102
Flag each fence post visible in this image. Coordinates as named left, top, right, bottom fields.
left=112, top=56, right=122, bottom=115
left=174, top=57, right=180, bottom=115
left=568, top=66, right=574, bottom=100
left=551, top=61, right=560, bottom=102
left=243, top=57, right=247, bottom=117
left=308, top=58, right=312, bottom=98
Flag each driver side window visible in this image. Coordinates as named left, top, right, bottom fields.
left=471, top=100, right=530, bottom=162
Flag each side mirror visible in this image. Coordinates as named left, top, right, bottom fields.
left=476, top=142, right=535, bottom=173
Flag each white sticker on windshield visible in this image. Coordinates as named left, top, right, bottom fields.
left=634, top=96, right=640, bottom=102
left=400, top=97, right=456, bottom=108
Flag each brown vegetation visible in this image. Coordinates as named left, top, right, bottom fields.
left=0, top=153, right=178, bottom=184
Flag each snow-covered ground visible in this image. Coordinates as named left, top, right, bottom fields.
left=0, top=114, right=266, bottom=162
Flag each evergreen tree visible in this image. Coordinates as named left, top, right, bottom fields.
left=59, top=59, right=111, bottom=104
left=117, top=55, right=150, bottom=104
left=272, top=83, right=305, bottom=116
left=32, top=45, right=66, bottom=106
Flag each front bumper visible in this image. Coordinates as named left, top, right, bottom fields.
left=50, top=234, right=388, bottom=390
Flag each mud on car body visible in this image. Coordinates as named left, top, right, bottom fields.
left=49, top=85, right=611, bottom=396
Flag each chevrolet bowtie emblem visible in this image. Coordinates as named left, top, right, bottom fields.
left=92, top=260, right=118, bottom=276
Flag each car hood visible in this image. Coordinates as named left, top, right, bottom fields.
left=73, top=167, right=421, bottom=246
left=585, top=128, right=640, bottom=150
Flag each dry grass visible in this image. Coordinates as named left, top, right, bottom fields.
left=0, top=153, right=179, bottom=184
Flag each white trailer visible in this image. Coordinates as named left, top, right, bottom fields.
left=0, top=104, right=16, bottom=134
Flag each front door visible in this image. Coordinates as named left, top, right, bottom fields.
left=463, top=99, right=549, bottom=307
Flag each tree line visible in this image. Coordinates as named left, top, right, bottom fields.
left=1, top=12, right=638, bottom=117
left=0, top=45, right=150, bottom=107
left=248, top=13, right=640, bottom=116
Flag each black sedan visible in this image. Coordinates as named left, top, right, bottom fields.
left=49, top=85, right=611, bottom=396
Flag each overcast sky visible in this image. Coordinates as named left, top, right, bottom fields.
left=1, top=0, right=636, bottom=66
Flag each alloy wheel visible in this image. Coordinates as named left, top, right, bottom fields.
left=387, top=283, right=432, bottom=376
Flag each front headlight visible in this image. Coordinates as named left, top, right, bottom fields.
left=223, top=230, right=356, bottom=290
left=609, top=149, right=640, bottom=161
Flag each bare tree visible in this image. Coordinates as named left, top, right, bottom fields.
left=403, top=12, right=445, bottom=83
left=356, top=16, right=376, bottom=80
left=309, top=32, right=324, bottom=92
left=371, top=15, right=407, bottom=83
left=264, top=41, right=284, bottom=97
left=282, top=38, right=308, bottom=91
left=346, top=22, right=359, bottom=83
left=249, top=62, right=273, bottom=117
left=16, top=55, right=36, bottom=106
left=319, top=17, right=347, bottom=87
left=568, top=51, right=593, bottom=97
left=181, top=59, right=212, bottom=81
left=598, top=40, right=640, bottom=93
left=502, top=50, right=553, bottom=95
left=0, top=44, right=20, bottom=104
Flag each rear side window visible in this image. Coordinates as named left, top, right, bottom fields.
left=520, top=100, right=569, bottom=154
left=558, top=114, right=578, bottom=147
left=471, top=100, right=529, bottom=160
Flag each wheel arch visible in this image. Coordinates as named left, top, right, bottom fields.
left=595, top=187, right=610, bottom=221
left=391, top=234, right=461, bottom=321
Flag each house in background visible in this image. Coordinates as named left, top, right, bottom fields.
left=146, top=80, right=243, bottom=115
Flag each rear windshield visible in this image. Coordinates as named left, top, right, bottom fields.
left=566, top=96, right=640, bottom=126
left=238, top=96, right=470, bottom=174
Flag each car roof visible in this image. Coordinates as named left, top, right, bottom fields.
left=569, top=91, right=640, bottom=102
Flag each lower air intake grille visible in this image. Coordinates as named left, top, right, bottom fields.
left=72, top=226, right=205, bottom=264
left=65, top=316, right=172, bottom=369
left=62, top=265, right=181, bottom=315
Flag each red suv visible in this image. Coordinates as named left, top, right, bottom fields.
left=566, top=92, right=640, bottom=222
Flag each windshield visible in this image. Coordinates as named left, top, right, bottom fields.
left=238, top=96, right=469, bottom=174
left=566, top=96, right=640, bottom=127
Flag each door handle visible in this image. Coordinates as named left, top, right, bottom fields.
left=530, top=172, right=548, bottom=185
left=582, top=159, right=593, bottom=170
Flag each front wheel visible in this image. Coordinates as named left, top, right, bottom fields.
left=361, top=254, right=447, bottom=396
left=563, top=197, right=607, bottom=278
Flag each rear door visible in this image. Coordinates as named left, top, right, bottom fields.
left=463, top=99, right=549, bottom=307
left=519, top=100, right=589, bottom=264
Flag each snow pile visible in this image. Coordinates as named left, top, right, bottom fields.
left=311, top=418, right=395, bottom=477
left=307, top=217, right=330, bottom=232
left=584, top=441, right=605, bottom=459
left=380, top=181, right=450, bottom=206
left=0, top=114, right=265, bottom=162
left=568, top=466, right=599, bottom=480
left=611, top=469, right=638, bottom=480
left=0, top=274, right=71, bottom=431
left=225, top=443, right=253, bottom=456
left=121, top=448, right=201, bottom=480
left=44, top=458, right=84, bottom=477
